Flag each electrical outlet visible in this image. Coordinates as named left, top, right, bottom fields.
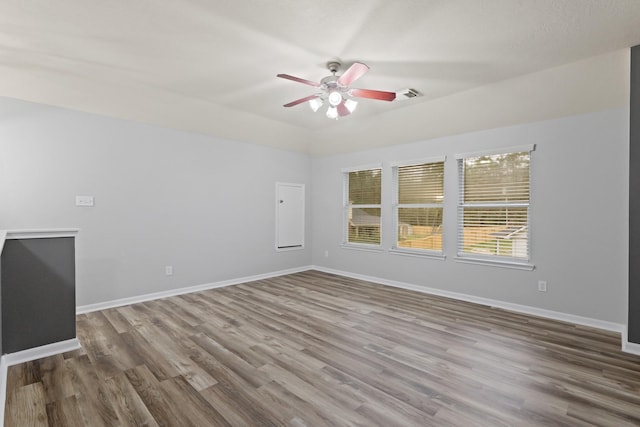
left=538, top=280, right=547, bottom=292
left=165, top=266, right=173, bottom=276
left=324, top=250, right=329, bottom=257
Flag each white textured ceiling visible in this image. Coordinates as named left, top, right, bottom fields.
left=1, top=0, right=640, bottom=154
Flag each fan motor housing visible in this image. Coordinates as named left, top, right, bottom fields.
left=322, top=61, right=343, bottom=91
left=320, top=75, right=340, bottom=88
left=326, top=60, right=341, bottom=74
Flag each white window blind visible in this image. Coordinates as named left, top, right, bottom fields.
left=457, top=146, right=533, bottom=262
left=343, top=167, right=382, bottom=246
left=392, top=159, right=444, bottom=254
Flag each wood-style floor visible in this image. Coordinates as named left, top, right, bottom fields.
left=5, top=270, right=640, bottom=426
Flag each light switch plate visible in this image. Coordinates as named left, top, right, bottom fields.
left=75, top=195, right=94, bottom=207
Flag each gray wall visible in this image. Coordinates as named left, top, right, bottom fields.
left=0, top=91, right=631, bottom=328
left=311, top=109, right=629, bottom=324
left=0, top=97, right=312, bottom=306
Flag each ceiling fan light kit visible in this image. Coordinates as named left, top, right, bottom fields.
left=277, top=59, right=397, bottom=120
left=328, top=91, right=343, bottom=106
left=344, top=98, right=358, bottom=113
left=309, top=97, right=323, bottom=112
left=326, top=105, right=338, bottom=119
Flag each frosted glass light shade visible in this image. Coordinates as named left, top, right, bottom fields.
left=309, top=98, right=323, bottom=112
left=328, top=91, right=343, bottom=106
left=345, top=99, right=358, bottom=113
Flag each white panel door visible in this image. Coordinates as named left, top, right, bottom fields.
left=276, top=183, right=305, bottom=249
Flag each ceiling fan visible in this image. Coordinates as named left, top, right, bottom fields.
left=277, top=60, right=396, bottom=119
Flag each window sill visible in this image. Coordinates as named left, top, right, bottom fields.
left=454, top=256, right=535, bottom=271
left=390, top=248, right=445, bottom=260
left=341, top=243, right=384, bottom=253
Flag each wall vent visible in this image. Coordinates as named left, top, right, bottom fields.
left=396, top=88, right=422, bottom=100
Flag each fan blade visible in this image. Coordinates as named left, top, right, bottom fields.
left=349, top=88, right=396, bottom=101
left=337, top=102, right=351, bottom=117
left=337, top=62, right=369, bottom=86
left=283, top=94, right=320, bottom=107
left=277, top=73, right=320, bottom=87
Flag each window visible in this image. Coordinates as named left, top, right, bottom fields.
left=456, top=145, right=534, bottom=267
left=343, top=166, right=382, bottom=247
left=392, top=158, right=445, bottom=256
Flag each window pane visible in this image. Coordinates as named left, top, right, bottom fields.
left=397, top=207, right=442, bottom=250
left=349, top=169, right=381, bottom=204
left=398, top=163, right=444, bottom=204
left=463, top=152, right=530, bottom=203
left=461, top=207, right=528, bottom=258
left=348, top=207, right=381, bottom=244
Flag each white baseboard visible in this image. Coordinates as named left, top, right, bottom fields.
left=623, top=341, right=640, bottom=355
left=311, top=265, right=632, bottom=348
left=622, top=326, right=640, bottom=355
left=78, top=264, right=638, bottom=355
left=2, top=338, right=81, bottom=367
left=0, top=356, right=6, bottom=427
left=0, top=338, right=81, bottom=427
left=77, top=265, right=313, bottom=314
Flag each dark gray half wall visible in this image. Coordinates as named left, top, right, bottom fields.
left=0, top=256, right=2, bottom=356
left=1, top=237, right=76, bottom=353
left=630, top=45, right=640, bottom=344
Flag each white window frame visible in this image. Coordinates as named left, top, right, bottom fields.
left=455, top=144, right=535, bottom=270
left=341, top=164, right=384, bottom=251
left=390, top=156, right=446, bottom=260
